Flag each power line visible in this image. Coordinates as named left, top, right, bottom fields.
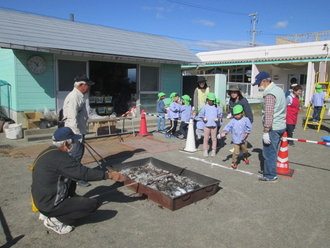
left=165, top=0, right=249, bottom=16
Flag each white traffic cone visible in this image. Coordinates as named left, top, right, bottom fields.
left=184, top=119, right=197, bottom=152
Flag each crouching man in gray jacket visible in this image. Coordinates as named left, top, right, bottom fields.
left=31, top=127, right=124, bottom=234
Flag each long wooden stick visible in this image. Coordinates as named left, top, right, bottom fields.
left=90, top=167, right=186, bottom=199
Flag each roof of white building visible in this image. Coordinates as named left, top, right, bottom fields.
left=197, top=40, right=330, bottom=64
left=0, top=9, right=201, bottom=65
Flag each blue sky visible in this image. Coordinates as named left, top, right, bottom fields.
left=1, top=0, right=329, bottom=53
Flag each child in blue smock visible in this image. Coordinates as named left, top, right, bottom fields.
left=193, top=113, right=205, bottom=141
left=179, top=95, right=192, bottom=140
left=156, top=92, right=166, bottom=132
left=166, top=92, right=180, bottom=138
left=221, top=105, right=252, bottom=170
left=310, top=84, right=326, bottom=123
left=199, top=92, right=222, bottom=157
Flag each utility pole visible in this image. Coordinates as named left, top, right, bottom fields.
left=248, top=13, right=259, bottom=47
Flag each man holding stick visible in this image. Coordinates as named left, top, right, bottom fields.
left=31, top=127, right=125, bottom=234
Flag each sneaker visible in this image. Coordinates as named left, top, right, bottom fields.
left=229, top=148, right=234, bottom=153
left=258, top=176, right=278, bottom=183
left=203, top=150, right=208, bottom=157
left=227, top=113, right=232, bottom=119
left=231, top=163, right=237, bottom=169
left=76, top=180, right=90, bottom=187
left=44, top=217, right=73, bottom=234
left=210, top=150, right=216, bottom=157
left=312, top=120, right=318, bottom=123
left=258, top=170, right=264, bottom=175
left=38, top=213, right=47, bottom=221
left=165, top=133, right=171, bottom=138
left=289, top=142, right=295, bottom=147
left=243, top=157, right=250, bottom=164
left=217, top=134, right=221, bottom=139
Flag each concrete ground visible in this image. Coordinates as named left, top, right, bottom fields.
left=1, top=113, right=330, bottom=248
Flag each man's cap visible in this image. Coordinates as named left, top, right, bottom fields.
left=233, top=105, right=243, bottom=115
left=74, top=75, right=95, bottom=85
left=53, top=127, right=81, bottom=141
left=158, top=92, right=166, bottom=97
left=197, top=76, right=207, bottom=83
left=206, top=92, right=216, bottom=101
left=315, top=84, right=323, bottom=89
left=253, top=72, right=270, bottom=86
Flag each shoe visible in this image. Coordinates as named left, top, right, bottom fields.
left=227, top=113, right=232, bottom=119
left=312, top=120, right=318, bottom=123
left=44, top=217, right=73, bottom=234
left=258, top=176, right=278, bottom=182
left=165, top=133, right=171, bottom=138
left=258, top=170, right=264, bottom=175
left=210, top=150, right=216, bottom=157
left=229, top=148, right=234, bottom=153
left=217, top=134, right=221, bottom=139
left=243, top=157, right=250, bottom=164
left=39, top=213, right=47, bottom=221
left=203, top=150, right=208, bottom=157
left=231, top=163, right=237, bottom=169
left=289, top=142, right=295, bottom=147
left=76, top=180, right=91, bottom=187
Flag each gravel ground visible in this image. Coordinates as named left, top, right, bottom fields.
left=1, top=113, right=330, bottom=248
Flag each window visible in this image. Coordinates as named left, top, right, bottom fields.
left=140, top=66, right=159, bottom=91
left=58, top=60, right=86, bottom=91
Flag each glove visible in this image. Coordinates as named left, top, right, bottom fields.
left=108, top=171, right=126, bottom=182
left=263, top=132, right=271, bottom=144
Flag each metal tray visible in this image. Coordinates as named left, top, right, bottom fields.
left=107, top=157, right=220, bottom=211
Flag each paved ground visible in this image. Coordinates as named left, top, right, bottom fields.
left=1, top=113, right=330, bottom=248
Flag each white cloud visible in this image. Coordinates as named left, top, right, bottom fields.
left=274, top=21, right=288, bottom=28
left=156, top=13, right=163, bottom=19
left=194, top=19, right=215, bottom=27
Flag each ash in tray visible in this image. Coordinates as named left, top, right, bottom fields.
left=119, top=164, right=203, bottom=197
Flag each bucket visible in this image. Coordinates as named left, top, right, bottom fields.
left=322, top=136, right=330, bottom=147
left=4, top=123, right=23, bottom=139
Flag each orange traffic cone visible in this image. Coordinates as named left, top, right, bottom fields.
left=276, top=131, right=294, bottom=177
left=137, top=110, right=152, bottom=136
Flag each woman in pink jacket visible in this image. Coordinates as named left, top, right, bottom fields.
left=286, top=84, right=302, bottom=146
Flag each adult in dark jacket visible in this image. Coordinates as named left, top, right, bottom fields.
left=227, top=86, right=253, bottom=123
left=31, top=127, right=124, bottom=234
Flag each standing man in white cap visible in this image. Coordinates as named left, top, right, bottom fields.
left=63, top=74, right=95, bottom=186
left=253, top=72, right=286, bottom=182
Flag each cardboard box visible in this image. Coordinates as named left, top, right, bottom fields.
left=95, top=97, right=104, bottom=104
left=21, top=111, right=44, bottom=129
left=89, top=96, right=96, bottom=103
left=92, top=121, right=116, bottom=135
left=105, top=106, right=113, bottom=114
left=104, top=96, right=112, bottom=103
left=97, top=106, right=106, bottom=115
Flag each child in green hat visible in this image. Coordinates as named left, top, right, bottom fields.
left=221, top=104, right=252, bottom=169
left=166, top=92, right=180, bottom=138
left=179, top=95, right=192, bottom=140
left=157, top=92, right=166, bottom=132
left=310, top=84, right=326, bottom=123
left=199, top=92, right=222, bottom=157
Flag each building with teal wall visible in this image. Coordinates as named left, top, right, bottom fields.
left=0, top=9, right=201, bottom=125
